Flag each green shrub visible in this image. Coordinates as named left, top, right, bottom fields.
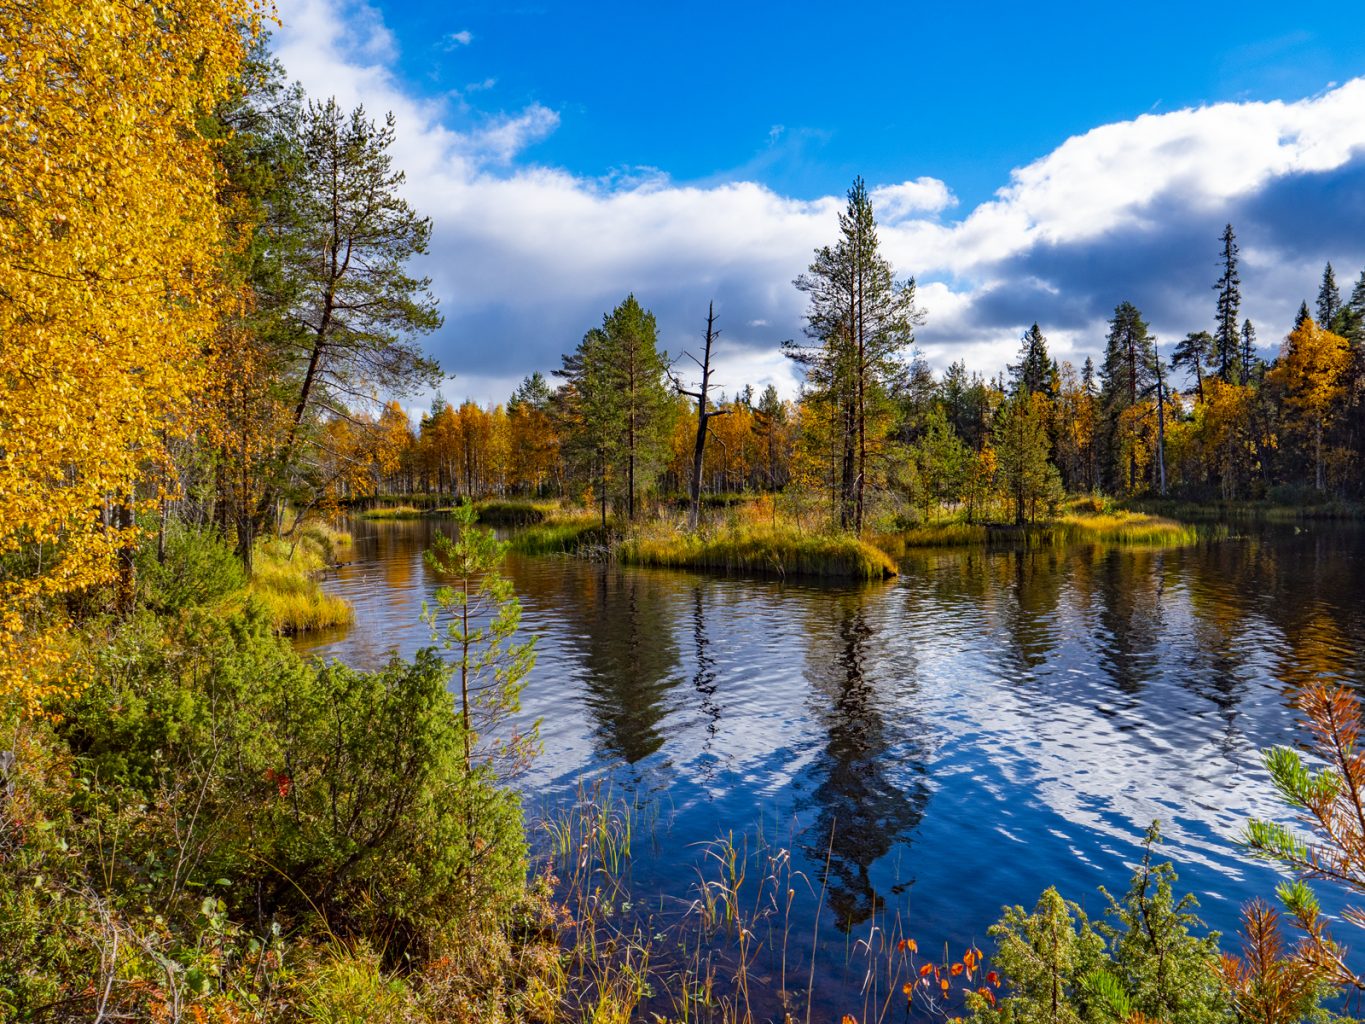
left=135, top=523, right=246, bottom=612
left=968, top=825, right=1230, bottom=1024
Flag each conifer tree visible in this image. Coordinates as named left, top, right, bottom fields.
left=1240, top=319, right=1259, bottom=383
left=1172, top=330, right=1214, bottom=401
left=1100, top=302, right=1156, bottom=493
left=787, top=177, right=924, bottom=533
left=1009, top=323, right=1056, bottom=396
left=559, top=296, right=674, bottom=521
left=1296, top=301, right=1313, bottom=330
left=1214, top=224, right=1242, bottom=382
left=1317, top=262, right=1341, bottom=329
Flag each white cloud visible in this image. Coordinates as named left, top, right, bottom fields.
left=274, top=0, right=1365, bottom=405
left=445, top=28, right=473, bottom=49
left=870, top=177, right=957, bottom=220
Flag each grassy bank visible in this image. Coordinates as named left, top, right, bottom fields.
left=359, top=498, right=558, bottom=525
left=249, top=520, right=354, bottom=633
left=620, top=524, right=897, bottom=580
left=359, top=504, right=427, bottom=519
left=879, top=504, right=1199, bottom=554
left=1128, top=496, right=1365, bottom=523
left=509, top=513, right=607, bottom=555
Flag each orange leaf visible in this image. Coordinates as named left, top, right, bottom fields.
left=950, top=963, right=965, bottom=976
left=919, top=964, right=934, bottom=977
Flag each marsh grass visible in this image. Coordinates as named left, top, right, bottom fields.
left=618, top=524, right=898, bottom=581
left=509, top=514, right=607, bottom=555
left=358, top=504, right=427, bottom=520
left=474, top=498, right=558, bottom=526
left=530, top=784, right=971, bottom=1024
left=879, top=506, right=1200, bottom=554
left=249, top=520, right=354, bottom=634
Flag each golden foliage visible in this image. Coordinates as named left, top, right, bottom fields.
left=0, top=0, right=264, bottom=710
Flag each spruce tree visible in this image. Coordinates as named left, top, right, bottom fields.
left=1295, top=301, right=1312, bottom=330
left=1100, top=302, right=1156, bottom=493
left=1317, top=262, right=1341, bottom=328
left=1009, top=323, right=1057, bottom=396
left=1213, top=224, right=1242, bottom=382
left=1240, top=320, right=1259, bottom=383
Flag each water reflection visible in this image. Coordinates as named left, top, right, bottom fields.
left=799, top=591, right=931, bottom=929
left=297, top=517, right=1365, bottom=1001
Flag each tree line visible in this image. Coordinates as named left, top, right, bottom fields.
left=335, top=195, right=1365, bottom=535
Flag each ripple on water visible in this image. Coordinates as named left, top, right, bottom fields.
left=296, top=518, right=1365, bottom=1007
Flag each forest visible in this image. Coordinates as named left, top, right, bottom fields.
left=6, top=2, right=1365, bottom=1023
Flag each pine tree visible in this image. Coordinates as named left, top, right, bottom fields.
left=1214, top=224, right=1242, bottom=382
left=994, top=393, right=1061, bottom=525
left=1317, top=262, right=1341, bottom=328
left=786, top=176, right=924, bottom=533
left=1296, top=301, right=1313, bottom=330
left=1172, top=330, right=1214, bottom=402
left=508, top=371, right=552, bottom=412
left=559, top=296, right=674, bottom=521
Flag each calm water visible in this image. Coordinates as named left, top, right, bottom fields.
left=297, top=518, right=1365, bottom=1018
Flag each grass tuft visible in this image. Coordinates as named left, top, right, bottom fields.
left=619, top=524, right=897, bottom=580
left=359, top=504, right=426, bottom=520
left=249, top=522, right=354, bottom=634
left=509, top=514, right=607, bottom=555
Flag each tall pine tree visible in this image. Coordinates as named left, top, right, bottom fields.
left=786, top=177, right=924, bottom=533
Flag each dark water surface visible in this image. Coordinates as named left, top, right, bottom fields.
left=296, top=518, right=1365, bottom=1017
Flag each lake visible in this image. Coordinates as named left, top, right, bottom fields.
left=296, top=517, right=1365, bottom=1020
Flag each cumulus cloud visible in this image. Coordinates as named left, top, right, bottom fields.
left=274, top=0, right=1365, bottom=405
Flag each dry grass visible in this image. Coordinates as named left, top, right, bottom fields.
left=509, top=514, right=606, bottom=555
left=359, top=504, right=426, bottom=520
left=619, top=523, right=897, bottom=580
left=249, top=521, right=354, bottom=634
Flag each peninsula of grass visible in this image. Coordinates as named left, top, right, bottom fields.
left=879, top=506, right=1199, bottom=554
left=619, top=524, right=898, bottom=580
left=474, top=498, right=556, bottom=525
left=358, top=504, right=427, bottom=520
left=508, top=513, right=607, bottom=555
left=248, top=521, right=354, bottom=634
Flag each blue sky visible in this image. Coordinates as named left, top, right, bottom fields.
left=273, top=0, right=1365, bottom=406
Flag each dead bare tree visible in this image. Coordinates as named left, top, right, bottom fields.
left=669, top=302, right=730, bottom=530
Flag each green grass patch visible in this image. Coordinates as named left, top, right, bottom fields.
left=474, top=499, right=557, bottom=526
left=359, top=505, right=427, bottom=520
left=249, top=522, right=354, bottom=634
left=508, top=514, right=607, bottom=555
left=618, top=525, right=897, bottom=580
left=880, top=508, right=1199, bottom=552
